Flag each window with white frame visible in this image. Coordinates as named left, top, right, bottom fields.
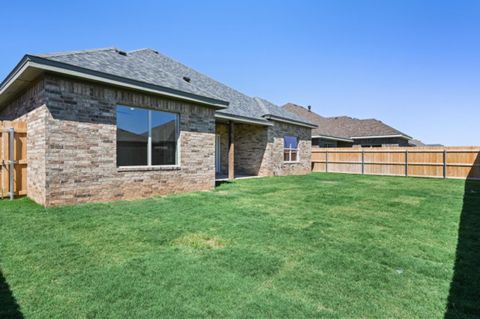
left=284, top=135, right=299, bottom=162
left=116, top=105, right=179, bottom=167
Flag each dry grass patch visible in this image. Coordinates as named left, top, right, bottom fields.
left=173, top=233, right=226, bottom=250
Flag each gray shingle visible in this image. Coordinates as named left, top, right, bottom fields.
left=33, top=48, right=313, bottom=126
left=283, top=103, right=412, bottom=139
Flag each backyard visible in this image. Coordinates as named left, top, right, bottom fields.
left=0, top=173, right=478, bottom=318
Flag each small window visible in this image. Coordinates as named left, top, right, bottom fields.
left=117, top=105, right=178, bottom=167
left=284, top=136, right=299, bottom=162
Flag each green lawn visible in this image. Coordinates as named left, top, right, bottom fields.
left=0, top=173, right=479, bottom=318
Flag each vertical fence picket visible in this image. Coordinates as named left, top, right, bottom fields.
left=443, top=149, right=447, bottom=179
left=325, top=150, right=329, bottom=173
left=405, top=150, right=408, bottom=177
left=361, top=149, right=365, bottom=175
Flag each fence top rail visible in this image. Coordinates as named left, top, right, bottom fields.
left=312, top=149, right=480, bottom=154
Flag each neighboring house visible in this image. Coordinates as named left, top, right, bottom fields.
left=283, top=103, right=414, bottom=148
left=408, top=139, right=426, bottom=147
left=0, top=48, right=315, bottom=206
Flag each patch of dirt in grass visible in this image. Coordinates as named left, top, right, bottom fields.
left=173, top=233, right=226, bottom=250
left=214, top=190, right=232, bottom=196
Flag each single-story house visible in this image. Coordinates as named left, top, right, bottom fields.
left=0, top=48, right=316, bottom=206
left=282, top=103, right=417, bottom=148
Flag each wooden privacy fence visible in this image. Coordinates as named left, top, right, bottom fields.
left=0, top=121, right=27, bottom=199
left=312, top=146, right=480, bottom=180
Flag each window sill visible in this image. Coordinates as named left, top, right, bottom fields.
left=117, top=165, right=181, bottom=172
left=283, top=161, right=301, bottom=164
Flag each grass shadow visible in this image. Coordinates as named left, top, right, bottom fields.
left=215, top=180, right=233, bottom=187
left=445, top=153, right=480, bottom=318
left=0, top=269, right=23, bottom=318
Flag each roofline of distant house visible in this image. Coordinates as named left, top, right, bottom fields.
left=350, top=134, right=412, bottom=140
left=215, top=112, right=274, bottom=126
left=312, top=135, right=354, bottom=142
left=0, top=55, right=230, bottom=109
left=262, top=114, right=318, bottom=129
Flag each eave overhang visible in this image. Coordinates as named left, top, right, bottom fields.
left=0, top=55, right=230, bottom=110
left=312, top=135, right=354, bottom=143
left=262, top=114, right=317, bottom=129
left=351, top=134, right=412, bottom=140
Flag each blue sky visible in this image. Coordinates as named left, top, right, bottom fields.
left=1, top=0, right=479, bottom=145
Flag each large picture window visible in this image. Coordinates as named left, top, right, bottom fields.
left=117, top=105, right=179, bottom=167
left=284, top=136, right=299, bottom=162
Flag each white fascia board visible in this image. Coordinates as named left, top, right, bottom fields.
left=312, top=135, right=354, bottom=142
left=262, top=115, right=317, bottom=128
left=351, top=134, right=412, bottom=140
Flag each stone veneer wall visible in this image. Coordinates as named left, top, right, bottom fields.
left=1, top=74, right=216, bottom=206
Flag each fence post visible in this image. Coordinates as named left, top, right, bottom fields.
left=325, top=150, right=329, bottom=173
left=9, top=128, right=14, bottom=200
left=443, top=149, right=447, bottom=179
left=361, top=149, right=365, bottom=175
left=405, top=149, right=408, bottom=177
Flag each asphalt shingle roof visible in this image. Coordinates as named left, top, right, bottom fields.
left=282, top=103, right=412, bottom=139
left=35, top=48, right=312, bottom=126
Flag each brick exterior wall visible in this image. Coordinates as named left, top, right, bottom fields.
left=215, top=121, right=311, bottom=177
left=1, top=74, right=216, bottom=206
left=1, top=79, right=48, bottom=205
left=0, top=78, right=47, bottom=121
left=215, top=123, right=270, bottom=176
left=24, top=106, right=49, bottom=205
left=1, top=74, right=312, bottom=206
left=268, top=122, right=311, bottom=176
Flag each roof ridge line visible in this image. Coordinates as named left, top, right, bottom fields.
left=35, top=47, right=117, bottom=58
left=253, top=97, right=270, bottom=114
left=128, top=48, right=159, bottom=54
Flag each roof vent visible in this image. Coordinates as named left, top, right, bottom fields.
left=183, top=76, right=191, bottom=83
left=117, top=50, right=128, bottom=56
left=308, top=105, right=311, bottom=112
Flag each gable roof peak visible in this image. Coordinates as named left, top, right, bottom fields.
left=128, top=48, right=159, bottom=55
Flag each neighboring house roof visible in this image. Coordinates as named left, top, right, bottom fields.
left=409, top=139, right=426, bottom=146
left=282, top=103, right=412, bottom=141
left=0, top=48, right=315, bottom=128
